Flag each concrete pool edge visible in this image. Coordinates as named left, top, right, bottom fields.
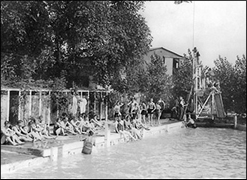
left=236, top=124, right=246, bottom=131
left=1, top=121, right=184, bottom=174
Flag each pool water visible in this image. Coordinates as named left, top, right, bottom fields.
left=1, top=128, right=246, bottom=179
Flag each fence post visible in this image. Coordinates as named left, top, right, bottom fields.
left=18, top=90, right=21, bottom=120
left=100, top=92, right=102, bottom=121
left=234, top=114, right=238, bottom=129
left=7, top=90, right=10, bottom=122
left=29, top=90, right=32, bottom=117
left=39, top=91, right=42, bottom=116
left=104, top=93, right=110, bottom=147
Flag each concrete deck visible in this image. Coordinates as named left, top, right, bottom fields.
left=236, top=124, right=246, bottom=131
left=1, top=119, right=185, bottom=174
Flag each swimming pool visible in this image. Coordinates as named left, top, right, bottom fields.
left=1, top=128, right=246, bottom=179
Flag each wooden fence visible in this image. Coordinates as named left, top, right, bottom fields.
left=1, top=87, right=108, bottom=126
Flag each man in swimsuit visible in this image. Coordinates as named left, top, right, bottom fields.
left=147, top=98, right=156, bottom=126
left=113, top=101, right=123, bottom=122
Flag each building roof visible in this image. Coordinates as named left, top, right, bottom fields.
left=149, top=47, right=184, bottom=58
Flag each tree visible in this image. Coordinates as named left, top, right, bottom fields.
left=233, top=55, right=246, bottom=113
left=213, top=56, right=236, bottom=113
left=172, top=49, right=193, bottom=103
left=1, top=1, right=152, bottom=89
left=145, top=53, right=173, bottom=104
left=1, top=1, right=57, bottom=86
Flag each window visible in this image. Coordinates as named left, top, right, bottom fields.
left=173, top=58, right=179, bottom=69
left=162, top=56, right=166, bottom=64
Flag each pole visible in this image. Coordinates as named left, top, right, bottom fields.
left=39, top=90, right=42, bottom=116
left=211, top=91, right=215, bottom=120
left=29, top=90, right=32, bottom=117
left=193, top=53, right=198, bottom=119
left=48, top=91, right=51, bottom=127
left=18, top=90, right=21, bottom=120
left=104, top=92, right=110, bottom=147
left=234, top=114, right=237, bottom=129
left=193, top=1, right=195, bottom=48
left=100, top=92, right=103, bottom=121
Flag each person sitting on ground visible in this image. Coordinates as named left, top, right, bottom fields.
left=30, top=117, right=55, bottom=140
left=128, top=120, right=143, bottom=140
left=70, top=116, right=82, bottom=134
left=11, top=120, right=33, bottom=142
left=18, top=120, right=33, bottom=139
left=81, top=130, right=96, bottom=155
left=134, top=118, right=150, bottom=131
left=37, top=116, right=51, bottom=136
left=36, top=116, right=56, bottom=139
left=88, top=119, right=97, bottom=132
left=90, top=115, right=104, bottom=129
left=53, top=117, right=67, bottom=136
left=29, top=120, right=44, bottom=142
left=81, top=115, right=93, bottom=134
left=123, top=117, right=132, bottom=131
left=63, top=114, right=77, bottom=135
left=185, top=113, right=197, bottom=128
left=115, top=119, right=137, bottom=141
left=1, top=121, right=25, bottom=145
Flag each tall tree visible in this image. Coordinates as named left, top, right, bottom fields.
left=233, top=55, right=246, bottom=113
left=145, top=53, right=173, bottom=103
left=213, top=56, right=236, bottom=112
left=1, top=1, right=152, bottom=89
left=172, top=49, right=193, bottom=101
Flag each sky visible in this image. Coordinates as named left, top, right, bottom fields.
left=139, top=1, right=246, bottom=68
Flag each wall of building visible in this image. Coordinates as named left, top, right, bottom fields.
left=165, top=57, right=173, bottom=76
left=143, top=48, right=182, bottom=76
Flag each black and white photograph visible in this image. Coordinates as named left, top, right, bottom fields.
left=1, top=1, right=246, bottom=179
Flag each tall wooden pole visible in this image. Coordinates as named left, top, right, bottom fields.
left=193, top=47, right=200, bottom=120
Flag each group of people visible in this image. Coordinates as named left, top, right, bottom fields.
left=53, top=112, right=104, bottom=137
left=171, top=96, right=188, bottom=121
left=68, top=89, right=88, bottom=118
left=1, top=116, right=56, bottom=146
left=113, top=97, right=166, bottom=127
left=171, top=96, right=197, bottom=128
left=112, top=97, right=168, bottom=141
left=1, top=111, right=104, bottom=146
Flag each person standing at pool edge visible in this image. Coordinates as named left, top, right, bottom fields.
left=147, top=98, right=156, bottom=126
